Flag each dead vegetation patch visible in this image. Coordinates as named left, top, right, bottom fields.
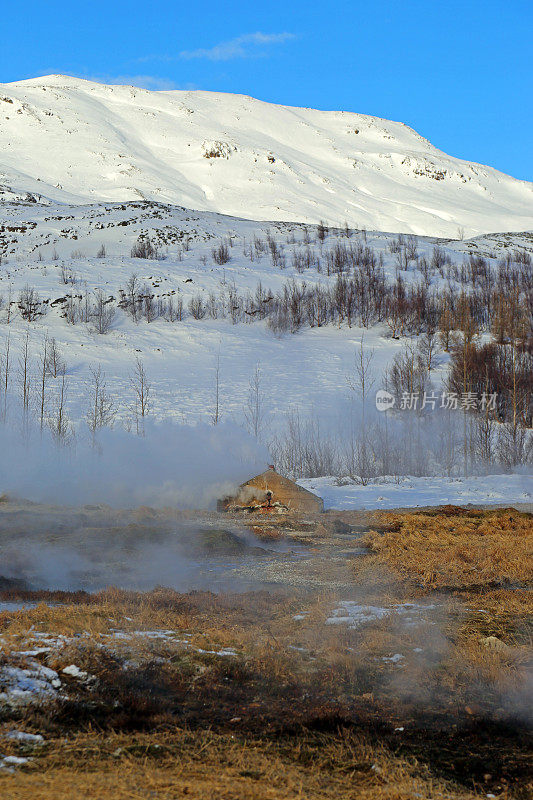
left=0, top=506, right=531, bottom=798
left=0, top=726, right=498, bottom=800
left=361, top=507, right=533, bottom=590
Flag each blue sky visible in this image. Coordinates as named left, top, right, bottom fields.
left=2, top=0, right=531, bottom=180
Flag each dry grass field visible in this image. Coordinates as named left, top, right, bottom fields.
left=0, top=505, right=531, bottom=799
left=362, top=507, right=533, bottom=589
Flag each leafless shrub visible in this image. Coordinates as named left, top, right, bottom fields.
left=60, top=263, right=77, bottom=285
left=18, top=285, right=43, bottom=321
left=131, top=236, right=158, bottom=259
left=269, top=409, right=341, bottom=478
left=164, top=296, right=183, bottom=322
left=91, top=289, right=116, bottom=334
left=253, top=235, right=266, bottom=256
left=387, top=343, right=429, bottom=406
left=119, top=274, right=140, bottom=321
left=431, top=246, right=448, bottom=271
left=139, top=285, right=158, bottom=323
left=212, top=241, right=230, bottom=265
left=188, top=294, right=206, bottom=320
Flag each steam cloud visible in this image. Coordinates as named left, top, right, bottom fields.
left=0, top=419, right=270, bottom=508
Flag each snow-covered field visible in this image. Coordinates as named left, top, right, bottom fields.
left=0, top=198, right=529, bottom=507
left=1, top=75, right=533, bottom=238
left=300, top=474, right=532, bottom=510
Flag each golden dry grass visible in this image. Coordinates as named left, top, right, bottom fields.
left=0, top=727, right=494, bottom=800
left=0, top=507, right=531, bottom=799
left=361, top=507, right=533, bottom=589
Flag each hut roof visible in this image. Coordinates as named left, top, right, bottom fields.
left=242, top=468, right=319, bottom=499
left=219, top=466, right=323, bottom=513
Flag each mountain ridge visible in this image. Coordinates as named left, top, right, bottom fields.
left=1, top=75, right=531, bottom=237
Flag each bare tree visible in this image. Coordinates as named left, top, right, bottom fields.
left=18, top=331, right=32, bottom=414
left=455, top=292, right=478, bottom=476
left=45, top=338, right=65, bottom=378
left=347, top=335, right=376, bottom=404
left=86, top=365, right=116, bottom=440
left=212, top=348, right=221, bottom=425
left=39, top=335, right=49, bottom=430
left=129, top=357, right=151, bottom=435
left=472, top=413, right=495, bottom=470
left=417, top=331, right=438, bottom=373
left=5, top=284, right=13, bottom=324
left=18, top=285, right=42, bottom=321
left=139, top=285, right=157, bottom=323
left=48, top=367, right=71, bottom=445
left=91, top=289, right=116, bottom=334
left=2, top=334, right=10, bottom=421
left=268, top=409, right=341, bottom=478
left=244, top=364, right=265, bottom=439
left=346, top=335, right=376, bottom=483
left=164, top=296, right=183, bottom=322
left=60, top=264, right=77, bottom=285
left=438, top=297, right=453, bottom=351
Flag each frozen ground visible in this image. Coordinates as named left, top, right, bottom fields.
left=299, top=474, right=533, bottom=511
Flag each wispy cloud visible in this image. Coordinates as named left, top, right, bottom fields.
left=179, top=32, right=296, bottom=62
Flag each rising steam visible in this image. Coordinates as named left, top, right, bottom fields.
left=0, top=419, right=270, bottom=509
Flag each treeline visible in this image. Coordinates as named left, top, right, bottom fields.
left=9, top=259, right=532, bottom=346
left=4, top=252, right=532, bottom=435
left=6, top=233, right=532, bottom=345
left=269, top=403, right=532, bottom=481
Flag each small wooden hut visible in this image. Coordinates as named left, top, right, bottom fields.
left=219, top=466, right=324, bottom=514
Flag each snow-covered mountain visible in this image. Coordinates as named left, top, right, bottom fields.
left=1, top=75, right=531, bottom=238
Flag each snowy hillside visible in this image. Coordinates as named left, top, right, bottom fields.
left=0, top=198, right=530, bottom=431
left=1, top=75, right=532, bottom=238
